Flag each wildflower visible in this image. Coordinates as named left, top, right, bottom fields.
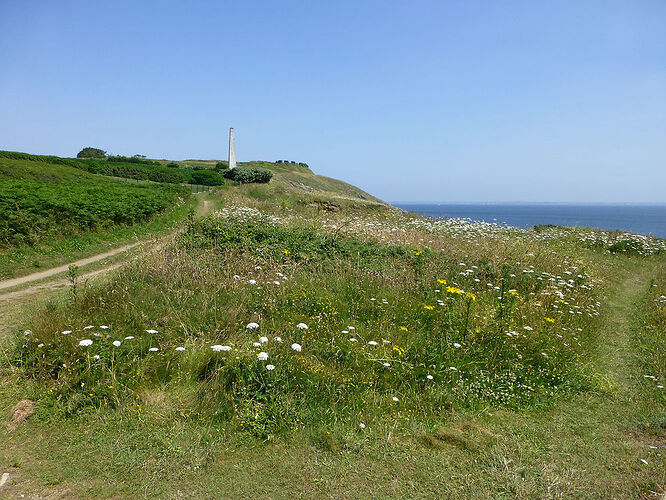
left=112, top=340, right=122, bottom=347
left=266, top=364, right=275, bottom=370
left=348, top=326, right=355, bottom=331
left=93, top=354, right=100, bottom=360
left=282, top=249, right=291, bottom=256
left=400, top=326, right=408, bottom=332
left=423, top=305, right=435, bottom=310
left=383, top=362, right=391, bottom=367
left=523, top=326, right=533, bottom=331
left=212, top=345, right=232, bottom=352
left=100, top=325, right=109, bottom=329
left=392, top=396, right=399, bottom=402
left=259, top=336, right=269, bottom=343
left=233, top=275, right=241, bottom=280
left=258, top=352, right=269, bottom=360
left=246, top=322, right=259, bottom=329
left=24, top=330, right=31, bottom=336
left=248, top=279, right=257, bottom=285
left=446, top=286, right=463, bottom=295
left=255, top=266, right=262, bottom=270
left=296, top=323, right=309, bottom=330
left=83, top=325, right=95, bottom=330
left=383, top=339, right=391, bottom=344
left=124, top=336, right=134, bottom=340
left=465, top=292, right=477, bottom=301
left=37, top=343, right=44, bottom=348
left=508, top=290, right=519, bottom=296
left=291, top=343, right=302, bottom=352
left=449, top=366, right=458, bottom=371
left=78, top=339, right=93, bottom=347
left=273, top=280, right=281, bottom=285
left=274, top=336, right=283, bottom=343
left=437, top=279, right=447, bottom=284
left=61, top=330, right=72, bottom=335
left=368, top=341, right=378, bottom=346
left=359, top=422, right=366, bottom=429
left=146, top=329, right=158, bottom=334
left=175, top=347, right=186, bottom=351
left=149, top=347, right=159, bottom=352
left=453, top=343, right=462, bottom=348
left=545, top=317, right=555, bottom=323
left=426, top=374, right=434, bottom=380
left=349, top=337, right=358, bottom=342
left=253, top=342, right=261, bottom=347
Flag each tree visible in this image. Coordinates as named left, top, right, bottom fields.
left=77, top=147, right=106, bottom=158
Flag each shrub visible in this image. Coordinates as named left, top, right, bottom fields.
left=77, top=147, right=106, bottom=159
left=107, top=156, right=159, bottom=166
left=215, top=161, right=229, bottom=171
left=166, top=162, right=179, bottom=168
left=188, top=169, right=226, bottom=186
left=223, top=167, right=272, bottom=184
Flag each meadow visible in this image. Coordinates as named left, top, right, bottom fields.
left=0, top=164, right=664, bottom=498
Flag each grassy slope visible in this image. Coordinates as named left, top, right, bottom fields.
left=0, top=158, right=193, bottom=280
left=1, top=166, right=665, bottom=498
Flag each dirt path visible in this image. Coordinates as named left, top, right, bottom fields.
left=0, top=242, right=141, bottom=293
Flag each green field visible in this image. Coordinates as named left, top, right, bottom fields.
left=0, top=158, right=665, bottom=498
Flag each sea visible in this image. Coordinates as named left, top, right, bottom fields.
left=393, top=204, right=666, bottom=239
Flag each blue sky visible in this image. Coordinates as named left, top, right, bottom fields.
left=1, top=0, right=665, bottom=202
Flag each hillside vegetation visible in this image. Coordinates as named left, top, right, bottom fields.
left=1, top=169, right=665, bottom=497
left=0, top=156, right=191, bottom=279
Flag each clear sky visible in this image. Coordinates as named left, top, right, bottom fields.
left=1, top=1, right=665, bottom=202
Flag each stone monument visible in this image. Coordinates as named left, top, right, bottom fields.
left=228, top=127, right=237, bottom=169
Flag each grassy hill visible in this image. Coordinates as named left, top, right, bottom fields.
left=0, top=152, right=664, bottom=497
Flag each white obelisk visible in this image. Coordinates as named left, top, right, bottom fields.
left=228, top=127, right=237, bottom=169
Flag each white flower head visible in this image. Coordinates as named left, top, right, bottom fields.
left=246, top=322, right=259, bottom=330
left=453, top=343, right=462, bottom=348
left=124, top=336, right=134, bottom=340
left=266, top=364, right=275, bottom=370
left=392, top=396, right=399, bottom=402
left=78, top=339, right=93, bottom=347
left=212, top=345, right=232, bottom=352
left=112, top=340, right=121, bottom=347
left=259, top=336, right=269, bottom=343
left=61, top=330, right=72, bottom=335
left=175, top=346, right=186, bottom=351
left=83, top=325, right=95, bottom=330
left=252, top=342, right=261, bottom=347
left=93, top=354, right=100, bottom=360
left=258, top=352, right=269, bottom=360
left=248, top=279, right=257, bottom=285
left=291, top=343, right=302, bottom=352
left=359, top=422, right=365, bottom=429
left=383, top=362, right=391, bottom=367
left=24, top=330, right=32, bottom=336
left=426, top=374, right=434, bottom=380
left=146, top=329, right=158, bottom=334
left=274, top=336, right=283, bottom=343
left=149, top=347, right=159, bottom=352
left=368, top=341, right=378, bottom=346
left=349, top=337, right=358, bottom=342
left=296, top=323, right=308, bottom=330
left=99, top=325, right=109, bottom=329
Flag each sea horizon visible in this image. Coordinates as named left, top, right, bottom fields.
left=393, top=202, right=666, bottom=239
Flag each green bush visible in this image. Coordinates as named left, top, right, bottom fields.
left=77, top=147, right=106, bottom=159
left=187, top=169, right=226, bottom=186
left=223, top=167, right=272, bottom=184
left=107, top=156, right=160, bottom=166
left=215, top=161, right=229, bottom=171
